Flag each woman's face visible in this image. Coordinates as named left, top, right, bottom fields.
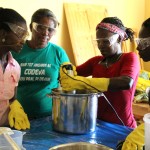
left=30, top=17, right=56, bottom=49
left=136, top=26, right=150, bottom=62
left=96, top=28, right=119, bottom=58
left=0, top=22, right=28, bottom=53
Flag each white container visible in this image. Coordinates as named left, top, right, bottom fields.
left=10, top=130, right=26, bottom=148
left=143, top=113, right=150, bottom=150
left=0, top=132, right=21, bottom=150
left=0, top=134, right=14, bottom=150
left=0, top=146, right=14, bottom=150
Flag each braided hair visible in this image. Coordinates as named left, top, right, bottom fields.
left=100, top=17, right=134, bottom=41
left=31, top=8, right=59, bottom=28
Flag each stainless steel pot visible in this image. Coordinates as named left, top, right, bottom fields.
left=50, top=89, right=102, bottom=134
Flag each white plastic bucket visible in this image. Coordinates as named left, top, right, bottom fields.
left=10, top=130, right=26, bottom=148
left=143, top=113, right=150, bottom=150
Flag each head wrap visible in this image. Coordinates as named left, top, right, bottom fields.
left=96, top=22, right=128, bottom=41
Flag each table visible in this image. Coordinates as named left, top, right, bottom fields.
left=22, top=116, right=132, bottom=150
left=133, top=102, right=150, bottom=119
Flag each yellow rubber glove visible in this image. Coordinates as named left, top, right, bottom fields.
left=60, top=65, right=109, bottom=92
left=60, top=62, right=77, bottom=76
left=8, top=100, right=30, bottom=130
left=122, top=123, right=144, bottom=150
left=136, top=77, right=150, bottom=92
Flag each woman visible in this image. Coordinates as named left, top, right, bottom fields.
left=60, top=17, right=140, bottom=128
left=116, top=17, right=150, bottom=150
left=0, top=7, right=30, bottom=130
left=136, top=18, right=150, bottom=61
left=12, top=9, right=70, bottom=119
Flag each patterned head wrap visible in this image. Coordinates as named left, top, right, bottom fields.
left=96, top=22, right=128, bottom=41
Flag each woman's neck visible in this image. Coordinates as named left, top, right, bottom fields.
left=27, top=40, right=46, bottom=49
left=107, top=52, right=122, bottom=60
left=27, top=40, right=38, bottom=49
left=104, top=53, right=123, bottom=68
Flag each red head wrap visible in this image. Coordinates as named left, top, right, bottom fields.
left=96, top=23, right=128, bottom=41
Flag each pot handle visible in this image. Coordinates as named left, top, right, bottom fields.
left=97, top=92, right=103, bottom=98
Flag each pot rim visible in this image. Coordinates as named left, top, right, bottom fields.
left=52, top=88, right=102, bottom=97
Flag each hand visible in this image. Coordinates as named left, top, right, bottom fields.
left=60, top=62, right=77, bottom=78
left=122, top=123, right=144, bottom=150
left=8, top=100, right=30, bottom=130
left=60, top=62, right=109, bottom=92
left=60, top=71, right=109, bottom=92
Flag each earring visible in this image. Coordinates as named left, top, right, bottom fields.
left=2, top=38, right=5, bottom=43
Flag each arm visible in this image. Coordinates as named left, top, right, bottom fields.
left=109, top=76, right=134, bottom=91
left=60, top=71, right=133, bottom=92
left=109, top=52, right=140, bottom=91
left=60, top=53, right=139, bottom=92
left=122, top=123, right=144, bottom=150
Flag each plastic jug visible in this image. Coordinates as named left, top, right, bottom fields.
left=143, top=113, right=150, bottom=150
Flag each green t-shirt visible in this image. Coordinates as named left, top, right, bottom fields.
left=12, top=42, right=69, bottom=118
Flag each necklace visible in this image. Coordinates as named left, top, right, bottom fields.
left=105, top=53, right=123, bottom=68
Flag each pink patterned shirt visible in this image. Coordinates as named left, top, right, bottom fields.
left=0, top=52, right=20, bottom=124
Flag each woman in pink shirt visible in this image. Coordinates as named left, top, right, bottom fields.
left=0, top=7, right=30, bottom=130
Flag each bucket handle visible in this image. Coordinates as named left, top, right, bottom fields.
left=96, top=93, right=103, bottom=98
left=47, top=93, right=61, bottom=99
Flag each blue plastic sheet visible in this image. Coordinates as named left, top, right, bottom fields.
left=23, top=116, right=133, bottom=150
